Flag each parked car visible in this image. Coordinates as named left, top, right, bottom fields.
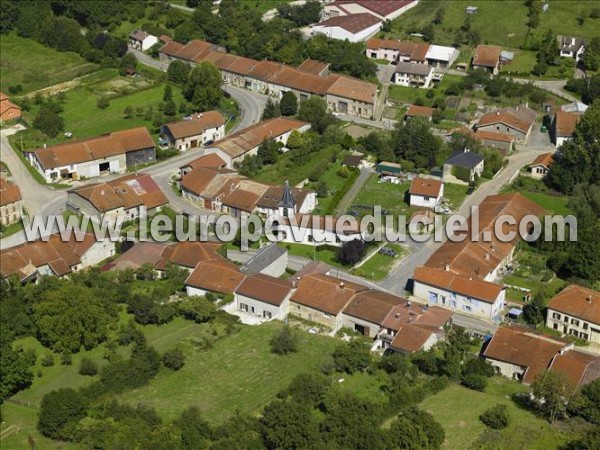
left=466, top=185, right=475, bottom=195
left=379, top=247, right=397, bottom=257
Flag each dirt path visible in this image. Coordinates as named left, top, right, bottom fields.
left=24, top=68, right=98, bottom=98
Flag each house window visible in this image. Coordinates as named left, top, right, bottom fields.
left=428, top=292, right=438, bottom=304
left=240, top=303, right=248, bottom=312
left=263, top=311, right=272, bottom=319
left=424, top=196, right=430, bottom=201
left=552, top=312, right=561, bottom=320
left=583, top=323, right=588, bottom=330
left=571, top=318, right=580, bottom=326
left=450, top=300, right=457, bottom=308
left=553, top=323, right=558, bottom=330
left=323, top=312, right=332, bottom=318
left=463, top=305, right=472, bottom=312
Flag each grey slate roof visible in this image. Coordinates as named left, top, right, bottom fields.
left=240, top=244, right=287, bottom=274
left=395, top=61, right=432, bottom=76
left=444, top=151, right=484, bottom=169
left=281, top=181, right=296, bottom=209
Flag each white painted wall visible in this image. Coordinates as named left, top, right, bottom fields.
left=235, top=294, right=290, bottom=321
left=312, top=22, right=382, bottom=43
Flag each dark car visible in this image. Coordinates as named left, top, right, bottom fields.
left=466, top=185, right=475, bottom=195
left=204, top=140, right=214, bottom=146
left=379, top=247, right=397, bottom=257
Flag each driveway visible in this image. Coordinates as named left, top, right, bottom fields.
left=334, top=167, right=374, bottom=215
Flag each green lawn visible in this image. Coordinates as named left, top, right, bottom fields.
left=0, top=33, right=99, bottom=94
left=443, top=182, right=469, bottom=210
left=502, top=176, right=571, bottom=215
left=500, top=49, right=538, bottom=75
left=245, top=0, right=295, bottom=14
left=252, top=145, right=343, bottom=185
left=352, top=244, right=406, bottom=281
left=385, top=0, right=600, bottom=48
left=122, top=321, right=338, bottom=423
left=354, top=176, right=415, bottom=218
left=419, top=378, right=571, bottom=449
left=279, top=242, right=343, bottom=268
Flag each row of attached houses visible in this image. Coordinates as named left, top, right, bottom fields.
left=483, top=324, right=600, bottom=389
left=366, top=38, right=460, bottom=68
left=180, top=153, right=317, bottom=220
left=181, top=254, right=454, bottom=353
left=159, top=39, right=378, bottom=119
left=0, top=232, right=115, bottom=282
left=412, top=193, right=545, bottom=321
left=67, top=173, right=168, bottom=225
left=25, top=127, right=156, bottom=183
left=0, top=177, right=23, bottom=227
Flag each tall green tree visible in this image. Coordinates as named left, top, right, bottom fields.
left=33, top=105, right=65, bottom=138
left=532, top=370, right=572, bottom=422
left=260, top=399, right=324, bottom=449
left=262, top=99, right=281, bottom=120
left=391, top=118, right=443, bottom=168
left=280, top=91, right=298, bottom=116
left=184, top=62, right=222, bottom=111
left=38, top=388, right=86, bottom=440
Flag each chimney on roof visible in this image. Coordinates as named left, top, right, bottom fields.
left=101, top=189, right=105, bottom=195
left=445, top=264, right=450, bottom=271
left=339, top=282, right=344, bottom=288
left=496, top=111, right=500, bottom=116
left=485, top=253, right=490, bottom=261
left=586, top=295, right=592, bottom=303
left=407, top=300, right=411, bottom=307
left=44, top=143, right=47, bottom=149
left=395, top=312, right=401, bottom=319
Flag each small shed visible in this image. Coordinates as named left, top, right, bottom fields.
left=466, top=6, right=478, bottom=14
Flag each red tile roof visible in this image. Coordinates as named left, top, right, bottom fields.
left=163, top=111, right=225, bottom=139
left=291, top=273, right=367, bottom=315
left=529, top=152, right=554, bottom=169
left=69, top=173, right=167, bottom=213
left=297, top=59, right=330, bottom=75
left=406, top=104, right=435, bottom=118
left=423, top=193, right=545, bottom=280
left=181, top=153, right=227, bottom=171
left=185, top=259, right=245, bottom=294
left=548, top=351, right=600, bottom=390
left=366, top=38, right=403, bottom=51
left=0, top=177, right=22, bottom=206
left=343, top=289, right=407, bottom=325
left=554, top=110, right=581, bottom=137
left=483, top=325, right=568, bottom=385
left=332, top=1, right=417, bottom=18
left=212, top=118, right=309, bottom=159
left=0, top=232, right=98, bottom=279
left=409, top=177, right=443, bottom=198
left=327, top=75, right=377, bottom=104
left=235, top=274, right=292, bottom=306
left=547, top=284, right=600, bottom=326
left=414, top=267, right=504, bottom=304
left=475, top=130, right=515, bottom=143
left=476, top=105, right=537, bottom=135
left=28, top=127, right=155, bottom=170
left=473, top=45, right=502, bottom=68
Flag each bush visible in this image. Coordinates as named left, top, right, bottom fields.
left=97, top=97, right=110, bottom=109
left=332, top=340, right=372, bottom=374
left=41, top=354, right=55, bottom=367
left=162, top=348, right=186, bottom=371
left=61, top=351, right=72, bottom=366
left=479, top=404, right=510, bottom=429
left=78, top=357, right=98, bottom=376
left=461, top=373, right=488, bottom=391
left=270, top=325, right=298, bottom=355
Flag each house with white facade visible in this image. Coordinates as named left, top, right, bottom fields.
left=128, top=30, right=158, bottom=51
left=311, top=13, right=382, bottom=43
left=255, top=181, right=317, bottom=218
left=412, top=193, right=545, bottom=321
left=528, top=153, right=553, bottom=180
left=25, top=127, right=156, bottom=183
left=234, top=274, right=293, bottom=321
left=546, top=285, right=600, bottom=345
left=425, top=45, right=460, bottom=69
left=160, top=111, right=225, bottom=151
left=393, top=62, right=434, bottom=88
left=408, top=177, right=444, bottom=209
left=443, top=150, right=485, bottom=183
left=557, top=35, right=586, bottom=62
left=472, top=45, right=502, bottom=75
left=552, top=110, right=582, bottom=148
left=0, top=232, right=115, bottom=282
left=273, top=215, right=363, bottom=247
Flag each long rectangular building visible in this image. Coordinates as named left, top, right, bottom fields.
left=159, top=40, right=378, bottom=119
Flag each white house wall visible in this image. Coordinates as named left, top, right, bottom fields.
left=235, top=294, right=289, bottom=321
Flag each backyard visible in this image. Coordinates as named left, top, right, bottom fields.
left=502, top=175, right=571, bottom=215
left=0, top=33, right=99, bottom=94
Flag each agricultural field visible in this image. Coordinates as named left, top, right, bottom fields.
left=386, top=0, right=600, bottom=49
left=0, top=33, right=99, bottom=95
left=419, top=379, right=572, bottom=449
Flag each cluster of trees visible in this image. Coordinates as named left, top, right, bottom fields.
left=535, top=101, right=600, bottom=283
left=1, top=1, right=137, bottom=69
left=565, top=74, right=600, bottom=105
left=276, top=1, right=322, bottom=27
left=262, top=91, right=298, bottom=120
left=172, top=0, right=376, bottom=79
left=167, top=60, right=223, bottom=112
left=533, top=30, right=560, bottom=76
